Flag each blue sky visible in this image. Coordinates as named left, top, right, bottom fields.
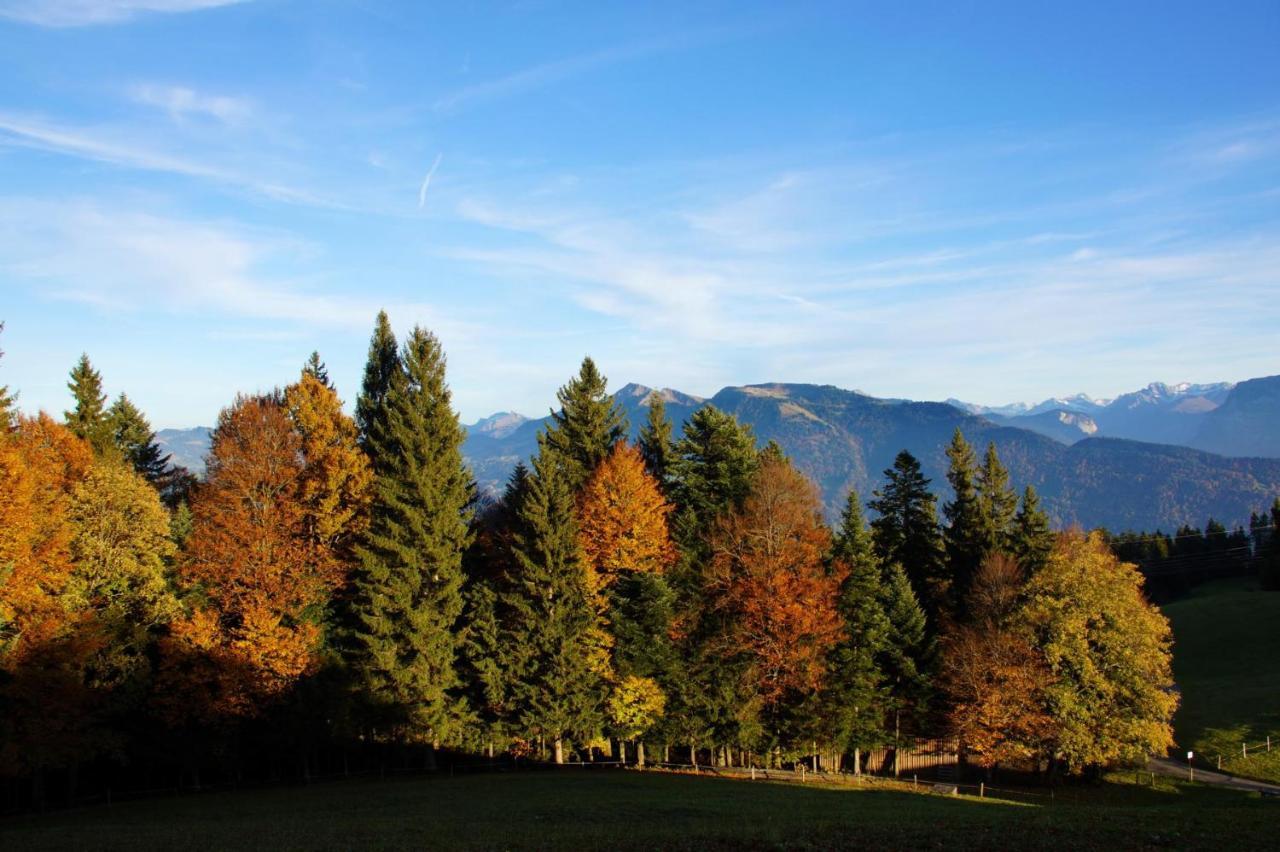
left=1, top=0, right=1277, bottom=428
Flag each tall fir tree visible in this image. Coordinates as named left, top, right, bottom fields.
left=823, top=489, right=891, bottom=766
left=942, top=429, right=992, bottom=619
left=355, top=311, right=401, bottom=447
left=668, top=405, right=758, bottom=542
left=538, top=356, right=627, bottom=490
left=638, top=394, right=675, bottom=486
left=978, top=442, right=1018, bottom=548
left=348, top=326, right=474, bottom=749
left=108, top=393, right=170, bottom=485
left=869, top=450, right=946, bottom=620
left=501, top=451, right=605, bottom=763
left=1011, top=485, right=1055, bottom=573
left=65, top=354, right=114, bottom=456
left=878, top=561, right=933, bottom=746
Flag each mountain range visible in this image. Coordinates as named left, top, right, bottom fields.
left=156, top=374, right=1280, bottom=532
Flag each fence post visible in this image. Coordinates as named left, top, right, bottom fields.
left=751, top=766, right=756, bottom=781
left=979, top=782, right=984, bottom=798
left=912, top=773, right=917, bottom=790
left=1243, top=743, right=1248, bottom=758
left=1218, top=755, right=1222, bottom=770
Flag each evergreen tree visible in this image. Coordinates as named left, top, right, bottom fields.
left=303, top=350, right=331, bottom=387
left=65, top=353, right=114, bottom=456
left=355, top=311, right=401, bottom=447
left=942, top=429, right=991, bottom=619
left=824, top=490, right=890, bottom=764
left=538, top=356, right=627, bottom=490
left=108, top=393, right=171, bottom=485
left=638, top=394, right=676, bottom=485
left=348, top=326, right=474, bottom=749
left=878, top=562, right=933, bottom=746
left=978, top=442, right=1018, bottom=547
left=1011, top=486, right=1054, bottom=573
left=668, top=405, right=758, bottom=541
left=869, top=450, right=946, bottom=619
left=501, top=452, right=604, bottom=763
left=0, top=321, right=15, bottom=430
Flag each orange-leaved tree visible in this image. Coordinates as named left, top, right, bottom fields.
left=577, top=442, right=676, bottom=584
left=707, top=454, right=845, bottom=707
left=163, top=394, right=341, bottom=722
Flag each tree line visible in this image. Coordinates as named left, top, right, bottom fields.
left=0, top=315, right=1198, bottom=808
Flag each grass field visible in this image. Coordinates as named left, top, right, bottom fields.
left=1163, top=577, right=1280, bottom=783
left=1, top=769, right=1276, bottom=851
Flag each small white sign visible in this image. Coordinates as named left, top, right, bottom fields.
left=1187, top=751, right=1194, bottom=760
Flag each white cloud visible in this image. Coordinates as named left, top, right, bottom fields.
left=130, top=84, right=253, bottom=126
left=0, top=0, right=248, bottom=27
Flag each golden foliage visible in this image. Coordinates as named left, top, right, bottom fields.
left=577, top=442, right=675, bottom=584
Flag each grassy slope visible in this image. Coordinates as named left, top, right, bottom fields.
left=1163, top=577, right=1280, bottom=782
left=1, top=770, right=1274, bottom=851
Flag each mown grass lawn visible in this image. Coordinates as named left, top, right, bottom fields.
left=1163, top=577, right=1280, bottom=783
left=1, top=768, right=1275, bottom=851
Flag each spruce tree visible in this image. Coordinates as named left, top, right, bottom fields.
left=539, top=356, right=627, bottom=489
left=355, top=311, right=401, bottom=446
left=825, top=490, right=891, bottom=764
left=349, top=326, right=474, bottom=749
left=0, top=321, right=15, bottom=429
left=303, top=350, right=332, bottom=387
left=638, top=394, right=675, bottom=486
left=668, top=405, right=758, bottom=540
left=65, top=353, right=114, bottom=455
left=943, top=429, right=991, bottom=619
left=1011, top=485, right=1054, bottom=573
left=108, top=393, right=171, bottom=485
left=879, top=562, right=933, bottom=745
left=978, top=442, right=1018, bottom=547
left=869, top=450, right=946, bottom=619
left=501, top=452, right=604, bottom=763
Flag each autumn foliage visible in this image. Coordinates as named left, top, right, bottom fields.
left=577, top=442, right=676, bottom=583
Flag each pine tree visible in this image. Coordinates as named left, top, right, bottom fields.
left=303, top=350, right=331, bottom=387
left=638, top=394, right=675, bottom=486
left=108, top=393, right=170, bottom=485
left=1012, top=486, right=1055, bottom=573
left=942, top=429, right=991, bottom=619
left=65, top=354, right=114, bottom=456
left=978, top=442, right=1018, bottom=547
left=502, top=452, right=604, bottom=763
left=348, top=327, right=474, bottom=748
left=878, top=562, right=933, bottom=747
left=0, top=321, right=15, bottom=430
left=869, top=450, right=946, bottom=619
left=668, top=405, right=758, bottom=542
left=355, top=311, right=401, bottom=447
left=824, top=490, right=890, bottom=764
left=539, top=356, right=627, bottom=490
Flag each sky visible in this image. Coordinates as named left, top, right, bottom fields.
left=1, top=0, right=1278, bottom=428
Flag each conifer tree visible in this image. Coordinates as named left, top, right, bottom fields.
left=108, top=393, right=171, bottom=485
left=539, top=356, right=627, bottom=489
left=0, top=321, right=15, bottom=430
left=878, top=562, right=933, bottom=746
left=1011, top=486, right=1054, bottom=573
left=668, top=406, right=758, bottom=541
left=65, top=354, right=114, bottom=456
left=348, top=327, right=474, bottom=749
left=303, top=350, right=331, bottom=387
left=869, top=450, right=946, bottom=619
left=978, top=442, right=1018, bottom=547
left=355, top=311, right=401, bottom=446
left=824, top=490, right=890, bottom=766
left=638, top=394, right=675, bottom=485
left=502, top=452, right=604, bottom=763
left=943, top=429, right=991, bottom=618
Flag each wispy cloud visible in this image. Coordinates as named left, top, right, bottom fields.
left=0, top=0, right=249, bottom=27
left=418, top=152, right=442, bottom=210
left=0, top=111, right=346, bottom=209
left=130, top=83, right=252, bottom=126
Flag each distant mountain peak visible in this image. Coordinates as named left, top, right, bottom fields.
left=614, top=382, right=705, bottom=407
left=469, top=411, right=530, bottom=439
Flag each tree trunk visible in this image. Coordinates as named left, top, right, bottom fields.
left=554, top=737, right=564, bottom=765
left=690, top=741, right=697, bottom=769
left=637, top=741, right=645, bottom=768
left=854, top=747, right=861, bottom=776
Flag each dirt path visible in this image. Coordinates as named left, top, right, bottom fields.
left=1148, top=756, right=1280, bottom=795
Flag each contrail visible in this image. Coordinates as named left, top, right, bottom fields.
left=418, top=153, right=443, bottom=209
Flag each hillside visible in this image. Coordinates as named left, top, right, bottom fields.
left=1191, top=376, right=1280, bottom=459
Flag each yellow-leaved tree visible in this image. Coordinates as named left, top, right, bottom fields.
left=1019, top=530, right=1177, bottom=776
